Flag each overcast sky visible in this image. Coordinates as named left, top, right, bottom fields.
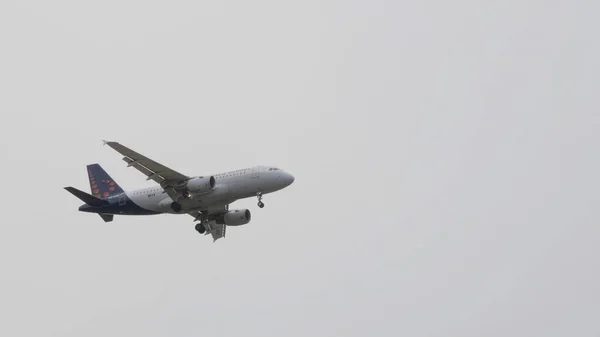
left=0, top=1, right=599, bottom=336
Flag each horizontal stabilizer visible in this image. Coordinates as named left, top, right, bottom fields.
left=98, top=213, right=114, bottom=222
left=64, top=187, right=106, bottom=207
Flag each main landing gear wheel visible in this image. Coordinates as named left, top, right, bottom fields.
left=170, top=202, right=182, bottom=213
left=256, top=192, right=265, bottom=208
left=194, top=212, right=208, bottom=234
left=195, top=223, right=206, bottom=234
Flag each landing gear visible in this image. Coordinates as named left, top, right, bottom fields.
left=170, top=202, right=182, bottom=213
left=193, top=212, right=208, bottom=234
left=195, top=223, right=206, bottom=234
left=257, top=192, right=265, bottom=208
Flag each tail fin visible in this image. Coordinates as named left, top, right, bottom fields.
left=86, top=164, right=124, bottom=199
left=64, top=187, right=107, bottom=207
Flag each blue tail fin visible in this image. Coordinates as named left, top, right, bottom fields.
left=86, top=164, right=124, bottom=199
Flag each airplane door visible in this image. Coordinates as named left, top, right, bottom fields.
left=119, top=195, right=126, bottom=206
left=251, top=166, right=259, bottom=178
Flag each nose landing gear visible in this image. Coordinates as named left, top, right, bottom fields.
left=257, top=192, right=265, bottom=208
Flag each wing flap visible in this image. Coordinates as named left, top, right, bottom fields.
left=122, top=156, right=167, bottom=184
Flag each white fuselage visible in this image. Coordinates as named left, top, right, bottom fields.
left=124, top=166, right=293, bottom=214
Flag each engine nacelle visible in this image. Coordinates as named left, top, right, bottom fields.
left=222, top=209, right=251, bottom=226
left=186, top=176, right=216, bottom=195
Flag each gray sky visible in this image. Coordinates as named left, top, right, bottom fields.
left=0, top=1, right=599, bottom=336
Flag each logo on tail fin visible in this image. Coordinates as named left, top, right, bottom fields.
left=86, top=164, right=124, bottom=199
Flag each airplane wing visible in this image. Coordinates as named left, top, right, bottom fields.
left=208, top=223, right=226, bottom=242
left=103, top=141, right=188, bottom=183
left=103, top=141, right=190, bottom=201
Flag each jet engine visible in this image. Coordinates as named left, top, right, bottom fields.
left=221, top=209, right=251, bottom=226
left=186, top=176, right=216, bottom=195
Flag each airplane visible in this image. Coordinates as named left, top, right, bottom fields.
left=64, top=141, right=295, bottom=241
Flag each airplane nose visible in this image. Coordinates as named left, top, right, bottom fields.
left=283, top=172, right=295, bottom=186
